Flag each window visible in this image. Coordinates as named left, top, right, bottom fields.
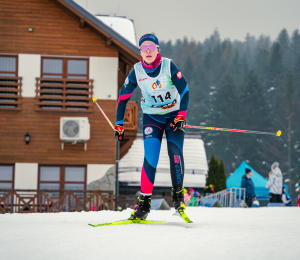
left=38, top=166, right=86, bottom=191
left=41, top=58, right=88, bottom=79
left=0, top=55, right=22, bottom=110
left=36, top=57, right=93, bottom=112
left=0, top=165, right=14, bottom=190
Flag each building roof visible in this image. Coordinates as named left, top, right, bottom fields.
left=96, top=16, right=137, bottom=46
left=119, top=133, right=208, bottom=188
left=56, top=0, right=140, bottom=64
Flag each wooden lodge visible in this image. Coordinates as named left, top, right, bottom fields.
left=0, top=0, right=140, bottom=212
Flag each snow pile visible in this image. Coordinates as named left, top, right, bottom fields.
left=0, top=207, right=299, bottom=260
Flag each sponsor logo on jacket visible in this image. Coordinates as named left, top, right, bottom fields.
left=144, top=127, right=153, bottom=135
left=139, top=78, right=148, bottom=82
left=151, top=99, right=177, bottom=109
left=176, top=71, right=183, bottom=79
left=152, top=80, right=162, bottom=90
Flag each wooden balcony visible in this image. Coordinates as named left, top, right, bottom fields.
left=35, top=77, right=94, bottom=112
left=0, top=76, right=22, bottom=111
left=124, top=101, right=138, bottom=130
left=0, top=189, right=114, bottom=214
left=120, top=101, right=138, bottom=158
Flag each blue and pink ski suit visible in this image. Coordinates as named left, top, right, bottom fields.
left=116, top=54, right=189, bottom=195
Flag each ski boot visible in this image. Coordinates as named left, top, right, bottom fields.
left=129, top=194, right=151, bottom=220
left=171, top=187, right=193, bottom=223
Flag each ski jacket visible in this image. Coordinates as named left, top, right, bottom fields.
left=281, top=194, right=291, bottom=205
left=241, top=174, right=255, bottom=198
left=265, top=167, right=283, bottom=195
left=116, top=58, right=189, bottom=125
left=134, top=58, right=180, bottom=115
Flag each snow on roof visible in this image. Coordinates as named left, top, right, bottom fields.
left=95, top=15, right=137, bottom=46
left=119, top=134, right=208, bottom=188
left=65, top=1, right=139, bottom=55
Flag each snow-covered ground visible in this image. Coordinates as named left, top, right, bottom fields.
left=0, top=207, right=299, bottom=260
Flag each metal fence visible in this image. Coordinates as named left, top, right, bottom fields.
left=0, top=189, right=114, bottom=214
left=196, top=187, right=246, bottom=207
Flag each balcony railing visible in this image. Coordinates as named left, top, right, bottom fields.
left=0, top=190, right=113, bottom=214
left=0, top=76, right=22, bottom=110
left=35, top=78, right=94, bottom=112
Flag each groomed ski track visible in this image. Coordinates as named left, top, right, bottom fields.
left=0, top=207, right=299, bottom=260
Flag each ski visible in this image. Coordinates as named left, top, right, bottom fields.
left=178, top=211, right=193, bottom=223
left=89, top=219, right=166, bottom=227
left=173, top=211, right=193, bottom=223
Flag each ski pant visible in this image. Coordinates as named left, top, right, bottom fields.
left=270, top=193, right=282, bottom=203
left=141, top=114, right=185, bottom=195
left=245, top=197, right=253, bottom=207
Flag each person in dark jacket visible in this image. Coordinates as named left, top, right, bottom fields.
left=241, top=168, right=257, bottom=207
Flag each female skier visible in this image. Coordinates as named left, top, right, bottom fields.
left=114, top=34, right=190, bottom=221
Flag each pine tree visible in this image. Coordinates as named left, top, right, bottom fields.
left=206, top=153, right=219, bottom=189
left=218, top=159, right=227, bottom=191
left=159, top=29, right=300, bottom=179
left=182, top=55, right=194, bottom=82
left=277, top=29, right=290, bottom=69
left=255, top=48, right=270, bottom=86
left=284, top=74, right=299, bottom=193
left=238, top=70, right=273, bottom=173
left=268, top=42, right=284, bottom=90
left=290, top=30, right=300, bottom=67
left=207, top=73, right=242, bottom=173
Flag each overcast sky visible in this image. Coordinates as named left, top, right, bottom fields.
left=74, top=0, right=300, bottom=43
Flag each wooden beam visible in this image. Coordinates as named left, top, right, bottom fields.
left=106, top=37, right=112, bottom=47
left=79, top=17, right=85, bottom=28
left=53, top=0, right=140, bottom=62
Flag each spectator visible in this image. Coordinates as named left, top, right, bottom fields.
left=188, top=189, right=198, bottom=207
left=188, top=188, right=194, bottom=197
left=184, top=188, right=191, bottom=205
left=194, top=190, right=200, bottom=198
left=265, top=162, right=283, bottom=203
left=281, top=187, right=292, bottom=206
left=204, top=184, right=215, bottom=196
left=241, top=168, right=257, bottom=207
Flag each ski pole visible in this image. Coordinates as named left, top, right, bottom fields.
left=92, top=97, right=115, bottom=131
left=184, top=125, right=281, bottom=137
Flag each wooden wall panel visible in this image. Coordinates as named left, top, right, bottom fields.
left=0, top=0, right=118, bottom=57
left=0, top=98, right=137, bottom=164
left=0, top=98, right=119, bottom=164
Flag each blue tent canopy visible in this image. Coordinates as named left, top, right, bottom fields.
left=226, top=161, right=269, bottom=200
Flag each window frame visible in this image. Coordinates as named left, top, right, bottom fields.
left=0, top=164, right=15, bottom=190
left=41, top=57, right=89, bottom=79
left=0, top=54, right=18, bottom=77
left=38, top=165, right=87, bottom=191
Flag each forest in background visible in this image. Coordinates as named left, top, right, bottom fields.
left=130, top=28, right=300, bottom=196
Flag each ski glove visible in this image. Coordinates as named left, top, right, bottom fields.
left=170, top=115, right=185, bottom=131
left=114, top=125, right=124, bottom=141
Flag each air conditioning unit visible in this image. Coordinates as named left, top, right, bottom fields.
left=60, top=117, right=90, bottom=141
